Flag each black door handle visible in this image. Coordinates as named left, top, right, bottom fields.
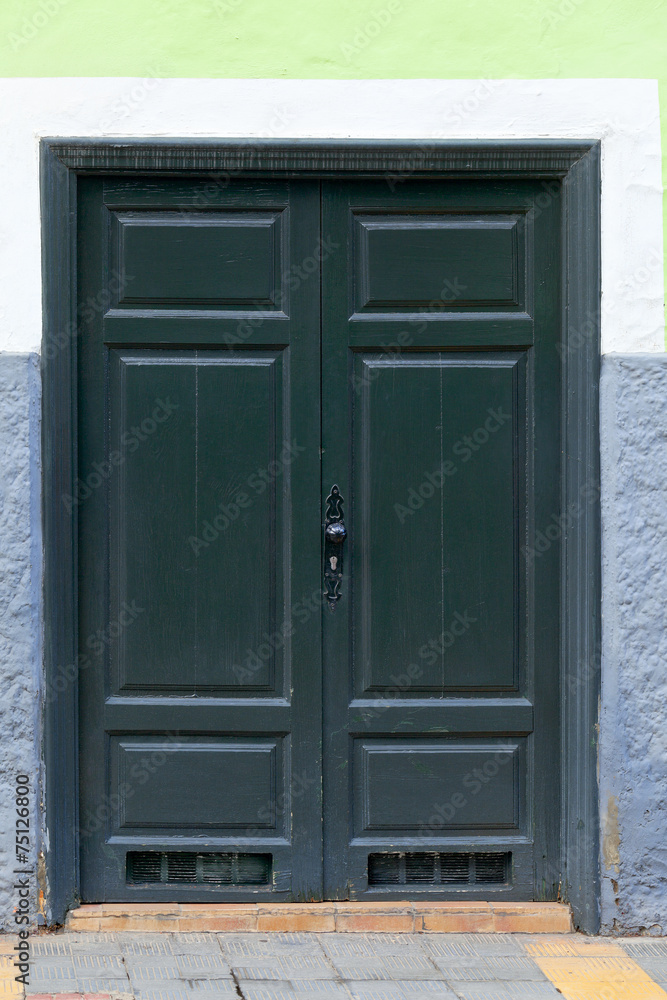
left=324, top=485, right=346, bottom=609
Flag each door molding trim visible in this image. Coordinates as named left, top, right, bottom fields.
left=43, top=138, right=592, bottom=176
left=41, top=138, right=601, bottom=931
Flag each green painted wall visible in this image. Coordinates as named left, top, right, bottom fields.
left=1, top=0, right=665, bottom=326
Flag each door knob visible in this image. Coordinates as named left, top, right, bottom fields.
left=325, top=521, right=347, bottom=544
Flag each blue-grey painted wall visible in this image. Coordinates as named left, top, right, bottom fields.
left=0, top=352, right=42, bottom=931
left=1, top=349, right=667, bottom=931
left=600, top=353, right=667, bottom=934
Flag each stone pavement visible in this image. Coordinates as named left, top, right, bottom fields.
left=2, top=932, right=667, bottom=1000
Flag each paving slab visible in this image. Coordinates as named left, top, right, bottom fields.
left=3, top=932, right=667, bottom=1000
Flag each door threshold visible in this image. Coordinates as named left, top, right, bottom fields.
left=64, top=901, right=571, bottom=933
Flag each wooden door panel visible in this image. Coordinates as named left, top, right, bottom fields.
left=109, top=349, right=285, bottom=693
left=78, top=178, right=322, bottom=902
left=111, top=210, right=284, bottom=308
left=353, top=213, right=524, bottom=311
left=322, top=179, right=561, bottom=901
left=110, top=737, right=284, bottom=832
left=353, top=739, right=524, bottom=835
left=352, top=353, right=523, bottom=695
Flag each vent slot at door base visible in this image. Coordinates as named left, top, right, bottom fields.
left=126, top=851, right=272, bottom=886
left=368, top=851, right=510, bottom=886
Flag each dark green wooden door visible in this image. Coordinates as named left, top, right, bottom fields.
left=321, top=180, right=561, bottom=900
left=77, top=178, right=323, bottom=901
left=77, top=174, right=561, bottom=902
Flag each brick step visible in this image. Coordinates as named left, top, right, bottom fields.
left=65, top=901, right=571, bottom=933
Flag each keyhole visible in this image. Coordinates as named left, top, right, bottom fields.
left=329, top=555, right=338, bottom=571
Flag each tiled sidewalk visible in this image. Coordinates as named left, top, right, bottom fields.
left=1, top=932, right=667, bottom=1000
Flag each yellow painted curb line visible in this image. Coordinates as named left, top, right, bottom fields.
left=526, top=937, right=667, bottom=999
left=0, top=954, right=23, bottom=998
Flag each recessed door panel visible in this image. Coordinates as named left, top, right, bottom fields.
left=355, top=739, right=524, bottom=835
left=111, top=737, right=283, bottom=833
left=352, top=353, right=523, bottom=695
left=112, top=210, right=284, bottom=308
left=109, top=349, right=285, bottom=693
left=354, top=214, right=523, bottom=311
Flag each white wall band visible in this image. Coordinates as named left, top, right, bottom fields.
left=0, top=77, right=662, bottom=355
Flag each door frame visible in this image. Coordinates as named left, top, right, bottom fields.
left=41, top=138, right=601, bottom=930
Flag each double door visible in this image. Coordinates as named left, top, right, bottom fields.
left=77, top=174, right=561, bottom=901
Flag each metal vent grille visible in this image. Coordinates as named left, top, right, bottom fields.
left=368, top=851, right=510, bottom=886
left=126, top=851, right=271, bottom=886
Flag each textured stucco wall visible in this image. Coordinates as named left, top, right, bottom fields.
left=0, top=311, right=666, bottom=936
left=600, top=354, right=667, bottom=934
left=0, top=353, right=42, bottom=931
